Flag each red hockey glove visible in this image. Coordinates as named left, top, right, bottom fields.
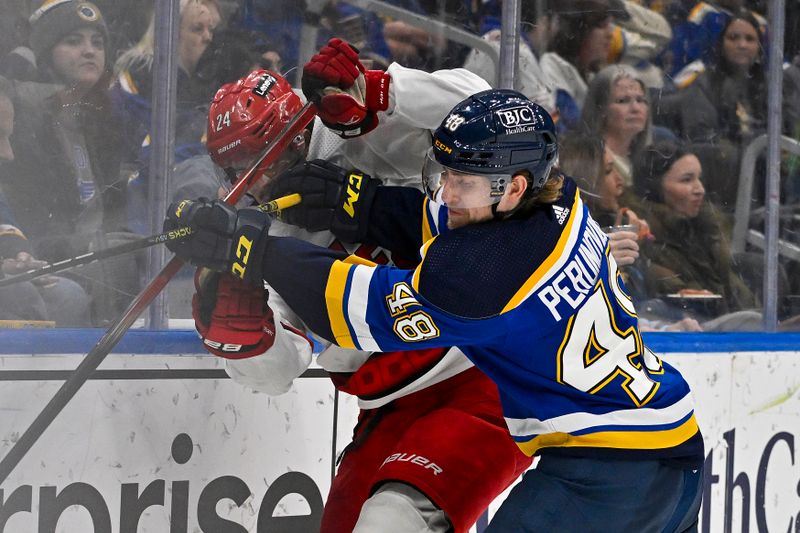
left=302, top=38, right=390, bottom=137
left=192, top=269, right=276, bottom=359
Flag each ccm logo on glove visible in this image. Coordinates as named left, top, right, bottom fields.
left=232, top=235, right=253, bottom=279
left=342, top=172, right=365, bottom=218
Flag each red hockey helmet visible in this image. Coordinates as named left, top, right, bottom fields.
left=207, top=69, right=304, bottom=170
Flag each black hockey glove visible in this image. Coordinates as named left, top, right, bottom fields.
left=268, top=159, right=379, bottom=242
left=163, top=198, right=271, bottom=284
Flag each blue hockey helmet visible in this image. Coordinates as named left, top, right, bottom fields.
left=423, top=89, right=558, bottom=208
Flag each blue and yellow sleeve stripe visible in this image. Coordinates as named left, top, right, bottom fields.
left=325, top=255, right=377, bottom=349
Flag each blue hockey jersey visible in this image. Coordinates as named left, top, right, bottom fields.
left=262, top=177, right=703, bottom=465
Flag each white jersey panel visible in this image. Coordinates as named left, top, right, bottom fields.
left=540, top=52, right=589, bottom=109
left=224, top=302, right=314, bottom=396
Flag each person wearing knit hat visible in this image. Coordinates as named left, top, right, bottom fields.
left=28, top=0, right=109, bottom=88
left=0, top=0, right=142, bottom=324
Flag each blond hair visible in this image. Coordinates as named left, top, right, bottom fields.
left=531, top=174, right=564, bottom=205
left=114, top=0, right=219, bottom=77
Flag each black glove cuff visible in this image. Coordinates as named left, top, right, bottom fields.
left=230, top=207, right=272, bottom=284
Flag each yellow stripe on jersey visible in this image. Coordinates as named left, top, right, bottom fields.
left=343, top=254, right=377, bottom=267
left=688, top=1, right=713, bottom=23
left=325, top=260, right=357, bottom=348
left=501, top=191, right=581, bottom=314
left=412, top=236, right=438, bottom=291
left=422, top=197, right=433, bottom=244
left=608, top=26, right=624, bottom=63
left=119, top=70, right=139, bottom=95
left=0, top=224, right=26, bottom=239
left=516, top=414, right=700, bottom=457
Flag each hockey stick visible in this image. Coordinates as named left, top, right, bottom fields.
left=0, top=102, right=316, bottom=485
left=0, top=194, right=302, bottom=289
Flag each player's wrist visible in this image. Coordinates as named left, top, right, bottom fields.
left=363, top=70, right=390, bottom=112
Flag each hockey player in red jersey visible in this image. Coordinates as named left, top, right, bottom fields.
left=191, top=39, right=531, bottom=533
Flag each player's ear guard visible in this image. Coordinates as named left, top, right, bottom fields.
left=268, top=159, right=380, bottom=243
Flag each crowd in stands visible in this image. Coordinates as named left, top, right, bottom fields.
left=0, top=0, right=797, bottom=330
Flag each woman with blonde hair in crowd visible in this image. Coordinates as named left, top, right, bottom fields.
left=113, top=0, right=221, bottom=232
left=579, top=63, right=652, bottom=188
left=114, top=0, right=220, bottom=103
left=113, top=0, right=221, bottom=152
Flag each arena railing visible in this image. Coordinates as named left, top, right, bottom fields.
left=731, top=134, right=800, bottom=263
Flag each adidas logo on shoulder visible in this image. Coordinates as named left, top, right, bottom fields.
left=552, top=205, right=569, bottom=225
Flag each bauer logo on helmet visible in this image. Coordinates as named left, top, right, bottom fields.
left=217, top=139, right=241, bottom=155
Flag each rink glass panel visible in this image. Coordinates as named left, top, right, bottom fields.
left=0, top=0, right=794, bottom=333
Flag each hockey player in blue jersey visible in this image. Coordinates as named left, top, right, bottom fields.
left=165, top=89, right=704, bottom=531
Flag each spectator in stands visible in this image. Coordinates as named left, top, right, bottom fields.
left=341, top=0, right=474, bottom=71
left=195, top=28, right=284, bottom=101
left=633, top=140, right=772, bottom=330
left=663, top=0, right=767, bottom=78
left=579, top=63, right=653, bottom=187
left=0, top=0, right=141, bottom=325
left=540, top=0, right=629, bottom=132
left=784, top=53, right=800, bottom=208
left=653, top=10, right=767, bottom=209
left=560, top=134, right=649, bottom=231
left=609, top=1, right=673, bottom=90
left=115, top=0, right=219, bottom=105
left=383, top=0, right=473, bottom=70
left=785, top=53, right=800, bottom=142
left=0, top=1, right=38, bottom=83
left=462, top=1, right=556, bottom=113
left=233, top=0, right=311, bottom=73
left=113, top=0, right=221, bottom=232
left=559, top=133, right=701, bottom=331
left=0, top=76, right=91, bottom=326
